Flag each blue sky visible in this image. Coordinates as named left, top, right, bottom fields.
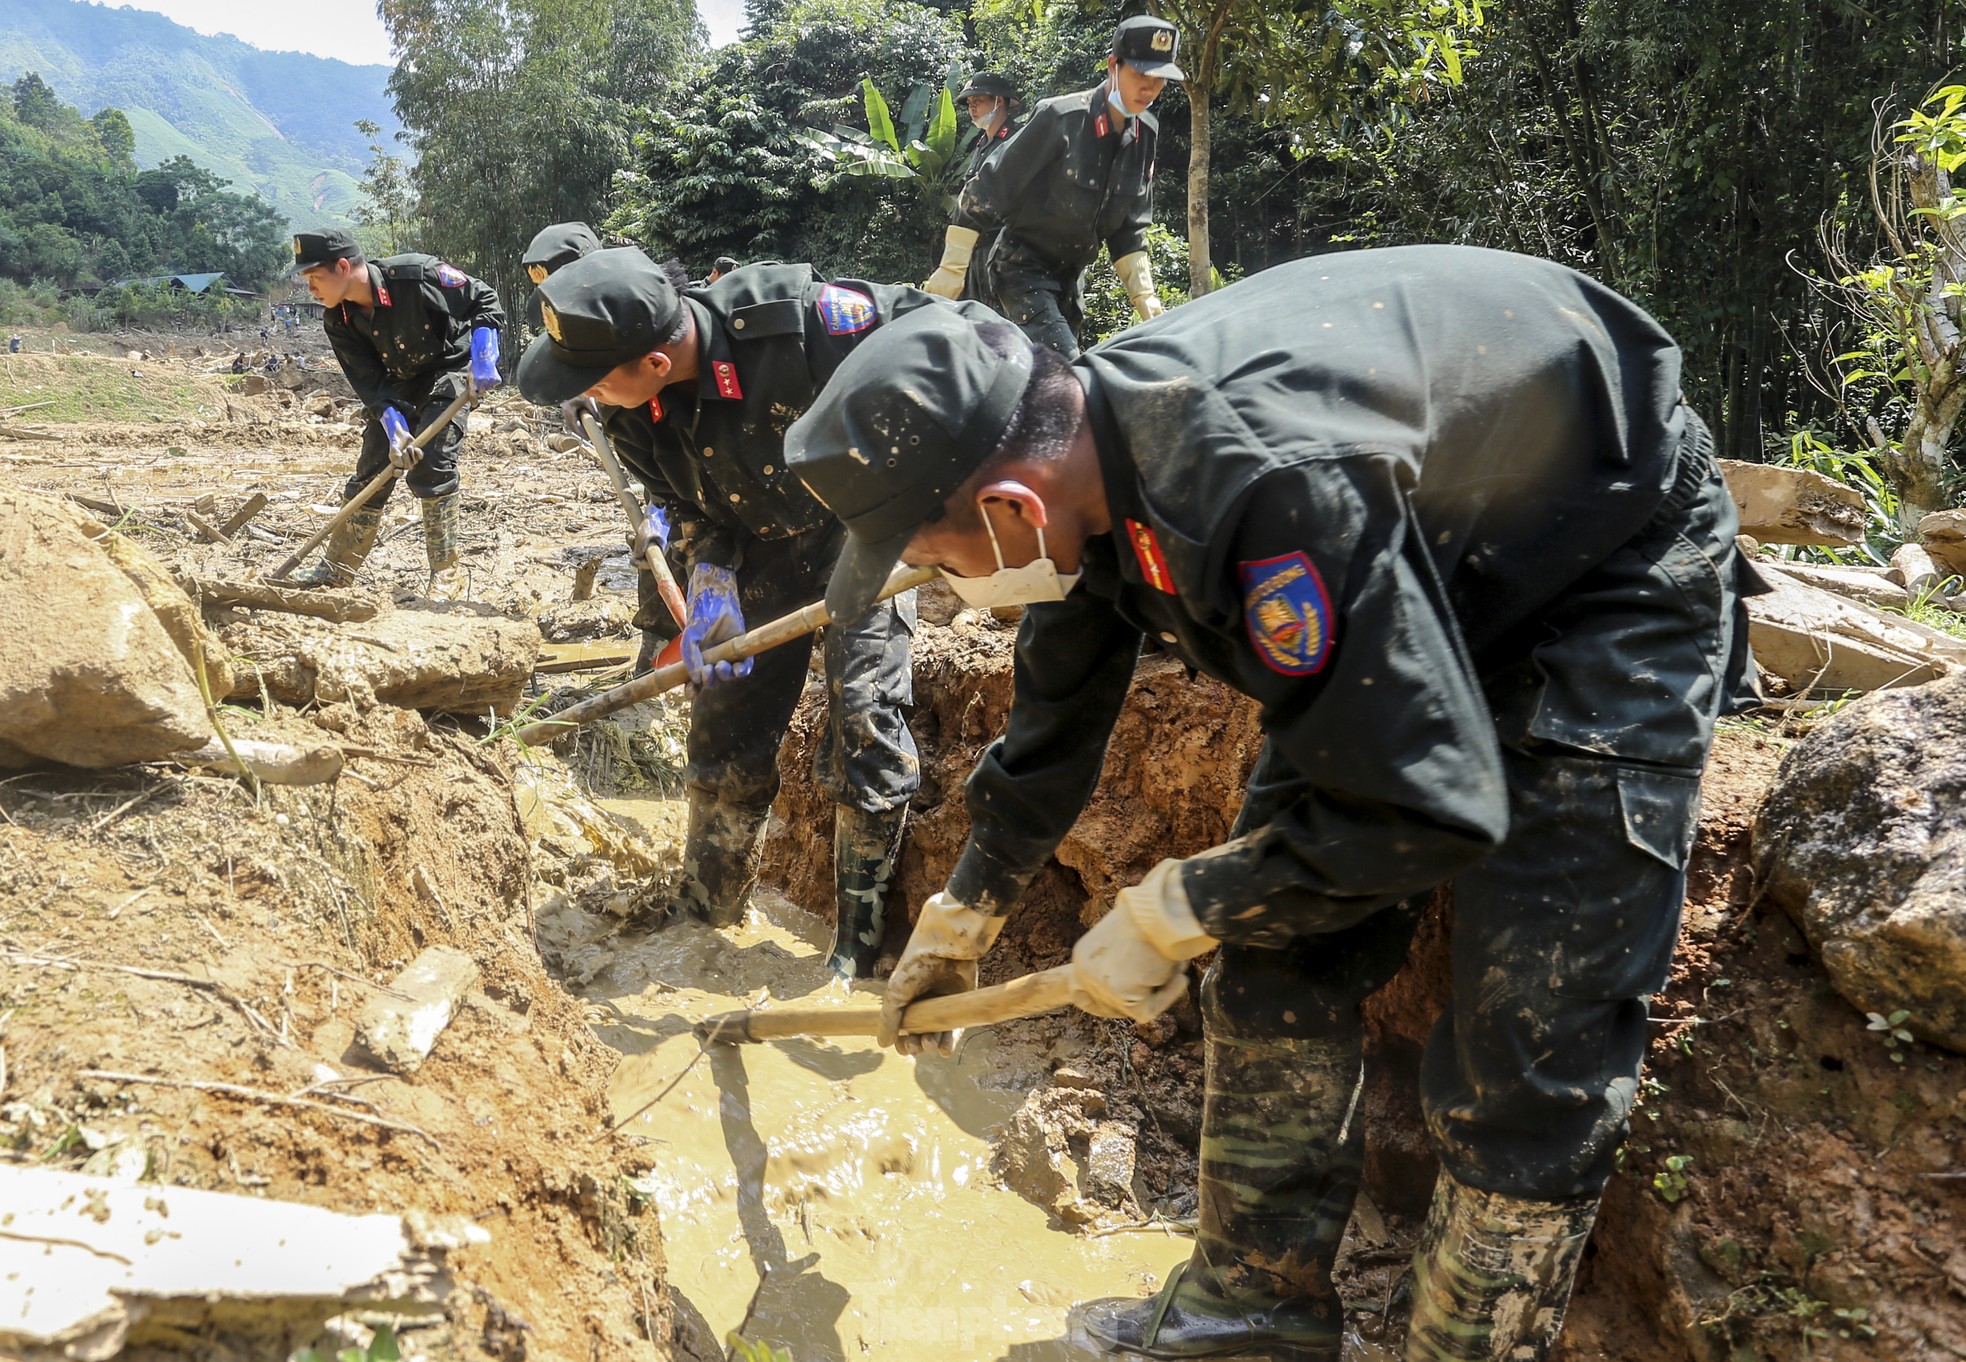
left=109, top=0, right=744, bottom=66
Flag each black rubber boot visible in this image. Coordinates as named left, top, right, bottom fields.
left=1402, top=1172, right=1599, bottom=1361
left=826, top=803, right=906, bottom=979
left=289, top=506, right=382, bottom=588
left=1083, top=1031, right=1361, bottom=1361
left=674, top=791, right=769, bottom=928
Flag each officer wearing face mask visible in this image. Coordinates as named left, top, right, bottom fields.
left=922, top=16, right=1178, bottom=357
left=786, top=247, right=1764, bottom=1362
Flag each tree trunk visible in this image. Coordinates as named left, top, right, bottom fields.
left=1187, top=85, right=1212, bottom=297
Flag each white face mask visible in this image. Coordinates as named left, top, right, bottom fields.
left=1107, top=84, right=1132, bottom=120
left=941, top=513, right=1083, bottom=608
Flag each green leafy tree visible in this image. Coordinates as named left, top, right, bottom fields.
left=380, top=0, right=702, bottom=346
left=352, top=118, right=418, bottom=256
left=89, top=109, right=135, bottom=170
left=797, top=71, right=977, bottom=214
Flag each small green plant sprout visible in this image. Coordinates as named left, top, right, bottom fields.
left=293, top=1323, right=400, bottom=1362
left=1653, top=1153, right=1694, bottom=1203
left=726, top=1334, right=794, bottom=1362
left=1867, top=1009, right=1915, bottom=1061
left=1834, top=1306, right=1879, bottom=1340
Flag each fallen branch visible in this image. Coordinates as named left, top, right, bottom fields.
left=186, top=575, right=381, bottom=623
left=80, top=1069, right=442, bottom=1150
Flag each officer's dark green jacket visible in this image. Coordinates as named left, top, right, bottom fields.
left=964, top=115, right=1022, bottom=180
left=947, top=246, right=1737, bottom=940
left=952, top=80, right=1156, bottom=286
left=602, top=263, right=986, bottom=571
left=322, top=253, right=504, bottom=416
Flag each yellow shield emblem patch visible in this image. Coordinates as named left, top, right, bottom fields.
left=1151, top=29, right=1173, bottom=51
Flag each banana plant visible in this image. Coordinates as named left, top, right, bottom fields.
left=798, top=64, right=978, bottom=211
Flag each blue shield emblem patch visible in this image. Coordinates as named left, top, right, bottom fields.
left=1239, top=552, right=1334, bottom=676
left=816, top=284, right=876, bottom=335
left=434, top=263, right=467, bottom=287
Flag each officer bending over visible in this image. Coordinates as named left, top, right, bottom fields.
left=517, top=248, right=988, bottom=978
left=292, top=227, right=504, bottom=598
left=787, top=245, right=1762, bottom=1362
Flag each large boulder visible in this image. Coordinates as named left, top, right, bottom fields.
left=1756, top=670, right=1966, bottom=1052
left=219, top=605, right=539, bottom=715
left=0, top=491, right=218, bottom=768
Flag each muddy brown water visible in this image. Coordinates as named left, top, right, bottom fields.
left=534, top=792, right=1398, bottom=1362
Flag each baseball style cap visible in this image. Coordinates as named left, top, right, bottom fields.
left=1111, top=16, right=1184, bottom=81
left=515, top=247, right=684, bottom=406
left=290, top=227, right=361, bottom=275
left=785, top=308, right=1032, bottom=621
left=958, top=72, right=1020, bottom=104
left=522, top=222, right=602, bottom=327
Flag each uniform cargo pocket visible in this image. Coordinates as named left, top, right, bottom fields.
left=1617, top=764, right=1702, bottom=870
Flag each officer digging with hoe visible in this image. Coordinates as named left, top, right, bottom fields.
left=290, top=227, right=505, bottom=597
left=523, top=221, right=695, bottom=672
left=515, top=246, right=993, bottom=978
left=787, top=244, right=1764, bottom=1361
left=924, top=16, right=1176, bottom=356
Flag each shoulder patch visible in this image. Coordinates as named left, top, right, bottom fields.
left=712, top=360, right=743, bottom=400
left=1125, top=518, right=1176, bottom=594
left=816, top=284, right=877, bottom=335
left=1239, top=552, right=1334, bottom=677
left=434, top=263, right=468, bottom=287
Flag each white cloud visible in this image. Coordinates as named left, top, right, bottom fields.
left=108, top=0, right=395, bottom=66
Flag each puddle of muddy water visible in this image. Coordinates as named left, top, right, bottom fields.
left=561, top=797, right=1192, bottom=1362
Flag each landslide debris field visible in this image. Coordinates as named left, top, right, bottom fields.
left=1, top=332, right=1961, bottom=1362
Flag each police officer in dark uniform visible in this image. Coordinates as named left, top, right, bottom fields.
left=292, top=227, right=504, bottom=596
left=951, top=72, right=1024, bottom=302
left=923, top=17, right=1178, bottom=356
left=786, top=246, right=1763, bottom=1361
left=522, top=220, right=601, bottom=329
left=515, top=248, right=992, bottom=978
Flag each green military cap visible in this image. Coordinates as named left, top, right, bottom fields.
left=516, top=247, right=683, bottom=405
left=1111, top=15, right=1184, bottom=81
left=290, top=226, right=360, bottom=275
left=522, top=221, right=601, bottom=327
left=958, top=71, right=1020, bottom=105
left=785, top=308, right=1032, bottom=621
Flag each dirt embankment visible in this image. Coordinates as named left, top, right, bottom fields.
left=765, top=596, right=1964, bottom=1361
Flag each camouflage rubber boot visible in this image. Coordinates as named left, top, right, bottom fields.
left=674, top=791, right=770, bottom=928
left=420, top=492, right=467, bottom=600
left=1402, top=1172, right=1599, bottom=1362
left=826, top=803, right=906, bottom=979
left=1083, top=1032, right=1361, bottom=1361
left=288, top=506, right=383, bottom=588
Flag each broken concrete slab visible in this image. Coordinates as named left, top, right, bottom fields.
left=0, top=1164, right=482, bottom=1361
left=1916, top=509, right=1966, bottom=578
left=0, top=491, right=217, bottom=769
left=1719, top=459, right=1869, bottom=546
left=218, top=605, right=538, bottom=715
left=1757, top=669, right=1966, bottom=1052
left=1747, top=565, right=1966, bottom=693
left=357, top=945, right=480, bottom=1075
left=1768, top=561, right=1910, bottom=611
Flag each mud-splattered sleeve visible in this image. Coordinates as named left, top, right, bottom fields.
left=945, top=588, right=1144, bottom=915
left=1177, top=459, right=1509, bottom=944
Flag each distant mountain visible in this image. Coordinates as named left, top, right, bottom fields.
left=0, top=0, right=404, bottom=230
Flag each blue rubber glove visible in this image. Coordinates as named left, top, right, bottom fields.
left=632, top=504, right=670, bottom=562
left=469, top=328, right=501, bottom=388
left=380, top=406, right=417, bottom=468
left=681, top=563, right=752, bottom=688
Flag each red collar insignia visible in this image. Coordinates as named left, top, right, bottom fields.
left=648, top=394, right=663, bottom=422
left=374, top=279, right=392, bottom=307
left=1094, top=113, right=1109, bottom=140
left=1126, top=518, right=1176, bottom=593
left=712, top=360, right=742, bottom=400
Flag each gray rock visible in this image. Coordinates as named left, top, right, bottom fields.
left=1756, top=670, right=1966, bottom=1052
left=356, top=946, right=481, bottom=1076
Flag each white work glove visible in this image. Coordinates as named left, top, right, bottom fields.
left=879, top=891, right=1006, bottom=1056
left=1114, top=250, right=1164, bottom=322
left=923, top=226, right=980, bottom=299
left=1067, top=858, right=1216, bottom=1021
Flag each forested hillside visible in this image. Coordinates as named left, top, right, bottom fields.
left=0, top=74, right=288, bottom=314
left=0, top=0, right=400, bottom=228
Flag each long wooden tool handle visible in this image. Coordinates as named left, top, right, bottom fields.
left=510, top=563, right=939, bottom=745
left=578, top=410, right=687, bottom=628
left=268, top=383, right=477, bottom=581
left=696, top=965, right=1076, bottom=1044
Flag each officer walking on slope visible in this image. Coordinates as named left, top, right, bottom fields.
left=291, top=227, right=504, bottom=597
left=950, top=71, right=1024, bottom=302
left=923, top=16, right=1177, bottom=356
left=516, top=247, right=992, bottom=978
left=786, top=245, right=1763, bottom=1361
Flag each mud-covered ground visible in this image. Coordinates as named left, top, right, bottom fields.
left=4, top=328, right=1961, bottom=1361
